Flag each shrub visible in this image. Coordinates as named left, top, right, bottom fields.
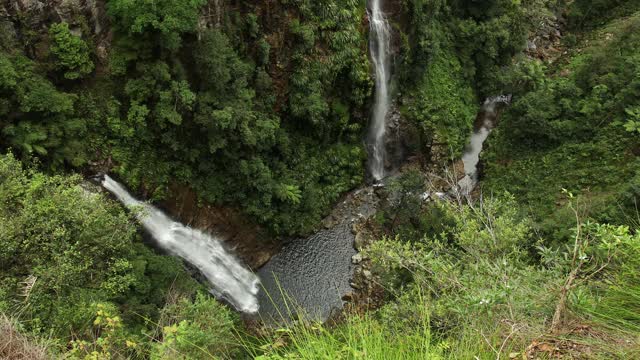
left=152, top=292, right=240, bottom=359
left=0, top=153, right=200, bottom=342
left=49, top=22, right=94, bottom=80
left=366, top=195, right=559, bottom=354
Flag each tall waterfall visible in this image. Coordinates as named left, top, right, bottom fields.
left=367, top=0, right=392, bottom=181
left=100, top=175, right=260, bottom=313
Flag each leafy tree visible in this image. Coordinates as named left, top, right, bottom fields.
left=623, top=106, right=640, bottom=133
left=49, top=22, right=94, bottom=80
left=568, top=0, right=639, bottom=29
left=285, top=1, right=371, bottom=136
left=377, top=169, right=426, bottom=233
left=106, top=0, right=207, bottom=51
left=123, top=61, right=196, bottom=129
left=0, top=52, right=89, bottom=166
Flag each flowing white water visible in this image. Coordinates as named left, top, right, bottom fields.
left=368, top=0, right=392, bottom=181
left=100, top=175, right=260, bottom=313
left=457, top=95, right=511, bottom=194
left=457, top=126, right=491, bottom=194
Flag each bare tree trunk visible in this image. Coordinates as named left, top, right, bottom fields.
left=551, top=267, right=578, bottom=332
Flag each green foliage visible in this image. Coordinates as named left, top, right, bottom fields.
left=101, top=1, right=370, bottom=235
left=123, top=61, right=195, bottom=128
left=496, top=57, right=547, bottom=95
left=152, top=292, right=240, bottom=359
left=400, top=0, right=551, bottom=158
left=0, top=0, right=374, bottom=236
left=399, top=0, right=556, bottom=156
left=250, top=303, right=445, bottom=359
left=67, top=303, right=140, bottom=359
left=252, top=185, right=638, bottom=357
left=484, top=11, right=640, bottom=239
left=568, top=0, right=640, bottom=29
left=403, top=48, right=476, bottom=156
left=285, top=0, right=371, bottom=133
left=623, top=106, right=640, bottom=133
left=366, top=194, right=639, bottom=358
left=571, top=223, right=640, bottom=333
left=368, top=196, right=553, bottom=328
left=106, top=0, right=206, bottom=51
left=0, top=153, right=200, bottom=344
left=49, top=22, right=94, bottom=80
left=2, top=2, right=640, bottom=359
left=253, top=193, right=640, bottom=359
left=0, top=52, right=90, bottom=166
left=375, top=169, right=426, bottom=236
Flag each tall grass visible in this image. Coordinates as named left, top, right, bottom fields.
left=244, top=286, right=508, bottom=360
left=573, top=238, right=640, bottom=334
left=0, top=314, right=51, bottom=360
left=244, top=303, right=524, bottom=359
left=246, top=303, right=443, bottom=359
left=578, top=285, right=640, bottom=333
left=245, top=192, right=640, bottom=359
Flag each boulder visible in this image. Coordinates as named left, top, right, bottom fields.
left=341, top=292, right=354, bottom=302
left=354, top=231, right=367, bottom=251
left=362, top=270, right=372, bottom=281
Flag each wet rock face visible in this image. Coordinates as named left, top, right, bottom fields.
left=383, top=105, right=421, bottom=175
left=2, top=0, right=107, bottom=34
left=161, top=184, right=280, bottom=270
left=1, top=0, right=111, bottom=62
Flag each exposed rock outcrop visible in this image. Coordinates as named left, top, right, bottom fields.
left=525, top=12, right=565, bottom=63
left=161, top=184, right=279, bottom=270
left=1, top=0, right=111, bottom=62
left=380, top=104, right=422, bottom=177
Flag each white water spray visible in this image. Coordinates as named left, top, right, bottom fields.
left=368, top=0, right=392, bottom=181
left=100, top=175, right=260, bottom=313
left=457, top=95, right=511, bottom=194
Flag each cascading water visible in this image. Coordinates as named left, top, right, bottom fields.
left=213, top=0, right=223, bottom=27
left=99, top=175, right=260, bottom=313
left=367, top=0, right=392, bottom=181
left=457, top=95, right=511, bottom=194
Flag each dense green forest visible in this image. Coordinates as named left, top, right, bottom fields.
left=1, top=0, right=640, bottom=359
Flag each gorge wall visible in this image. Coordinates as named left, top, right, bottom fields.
left=0, top=0, right=554, bottom=257
left=0, top=0, right=376, bottom=244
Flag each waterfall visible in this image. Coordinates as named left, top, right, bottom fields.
left=367, top=0, right=392, bottom=181
left=457, top=95, right=511, bottom=194
left=213, top=0, right=222, bottom=28
left=100, top=175, right=260, bottom=313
